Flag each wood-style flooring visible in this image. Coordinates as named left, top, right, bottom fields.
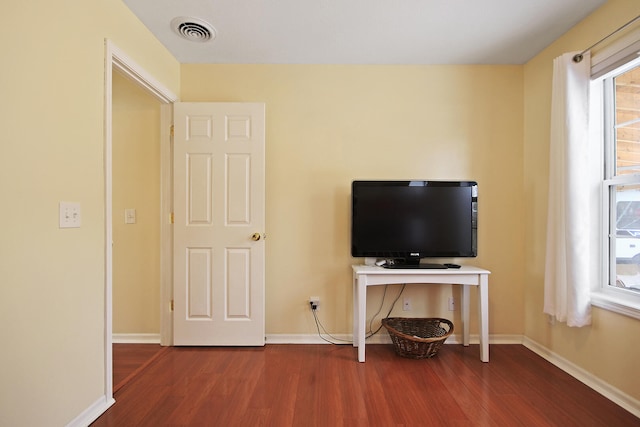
left=94, top=344, right=638, bottom=426
left=113, top=343, right=167, bottom=393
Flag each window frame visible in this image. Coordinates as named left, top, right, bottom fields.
left=591, top=34, right=640, bottom=319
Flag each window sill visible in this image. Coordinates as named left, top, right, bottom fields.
left=591, top=291, right=640, bottom=320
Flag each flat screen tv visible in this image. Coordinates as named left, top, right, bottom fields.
left=351, top=180, right=478, bottom=268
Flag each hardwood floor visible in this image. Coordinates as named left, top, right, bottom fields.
left=113, top=344, right=168, bottom=393
left=94, top=344, right=638, bottom=426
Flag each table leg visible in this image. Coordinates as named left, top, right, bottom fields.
left=478, top=274, right=489, bottom=362
left=352, top=272, right=358, bottom=349
left=461, top=284, right=470, bottom=347
left=357, top=279, right=366, bottom=362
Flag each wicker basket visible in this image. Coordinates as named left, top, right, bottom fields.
left=382, top=317, right=454, bottom=359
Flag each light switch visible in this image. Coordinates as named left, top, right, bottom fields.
left=125, top=208, right=136, bottom=224
left=59, top=202, right=81, bottom=228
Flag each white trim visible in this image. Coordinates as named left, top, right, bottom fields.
left=265, top=333, right=524, bottom=345
left=266, top=334, right=353, bottom=344
left=364, top=333, right=524, bottom=345
left=109, top=43, right=178, bottom=103
left=112, top=333, right=162, bottom=344
left=103, top=40, right=114, bottom=402
left=591, top=31, right=640, bottom=319
left=100, top=38, right=178, bottom=423
left=364, top=333, right=395, bottom=345
left=591, top=291, right=640, bottom=320
left=591, top=26, right=640, bottom=79
left=65, top=395, right=115, bottom=427
left=523, top=337, right=640, bottom=418
left=160, top=104, right=174, bottom=346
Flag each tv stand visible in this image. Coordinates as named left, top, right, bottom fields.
left=384, top=263, right=448, bottom=269
left=352, top=265, right=490, bottom=363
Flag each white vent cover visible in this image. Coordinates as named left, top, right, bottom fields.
left=171, top=17, right=216, bottom=42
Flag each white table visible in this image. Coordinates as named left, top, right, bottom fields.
left=352, top=265, right=490, bottom=362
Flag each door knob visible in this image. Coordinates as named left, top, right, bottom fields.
left=251, top=233, right=262, bottom=241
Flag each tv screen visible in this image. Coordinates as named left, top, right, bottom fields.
left=351, top=180, right=477, bottom=267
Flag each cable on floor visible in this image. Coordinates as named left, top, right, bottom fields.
left=310, top=283, right=406, bottom=344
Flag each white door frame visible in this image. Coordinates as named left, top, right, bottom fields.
left=104, top=39, right=178, bottom=400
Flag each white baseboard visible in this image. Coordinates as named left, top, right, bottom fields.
left=523, top=337, right=640, bottom=419
left=112, top=333, right=161, bottom=344
left=265, top=333, right=523, bottom=345
left=266, top=334, right=353, bottom=344
left=65, top=395, right=115, bottom=427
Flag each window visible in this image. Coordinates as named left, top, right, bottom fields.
left=593, top=45, right=640, bottom=317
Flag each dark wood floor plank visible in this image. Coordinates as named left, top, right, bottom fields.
left=93, top=344, right=639, bottom=427
left=112, top=343, right=167, bottom=392
left=428, top=348, right=497, bottom=424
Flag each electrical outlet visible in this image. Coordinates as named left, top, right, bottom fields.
left=448, top=297, right=455, bottom=311
left=403, top=297, right=411, bottom=311
left=309, top=296, right=320, bottom=310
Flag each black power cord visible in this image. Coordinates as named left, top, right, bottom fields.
left=366, top=284, right=405, bottom=338
left=310, top=306, right=351, bottom=345
left=308, top=283, right=406, bottom=344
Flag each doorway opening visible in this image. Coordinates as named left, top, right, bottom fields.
left=104, top=39, right=177, bottom=400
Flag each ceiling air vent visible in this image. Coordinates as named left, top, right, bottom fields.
left=171, top=17, right=216, bottom=42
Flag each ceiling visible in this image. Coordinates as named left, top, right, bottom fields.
left=122, top=0, right=606, bottom=64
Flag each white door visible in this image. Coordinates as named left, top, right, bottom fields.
left=173, top=102, right=265, bottom=346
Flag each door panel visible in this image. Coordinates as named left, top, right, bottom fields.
left=187, top=154, right=213, bottom=224
left=187, top=248, right=212, bottom=319
left=173, top=102, right=265, bottom=346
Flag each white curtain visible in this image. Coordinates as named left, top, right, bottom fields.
left=543, top=51, right=593, bottom=327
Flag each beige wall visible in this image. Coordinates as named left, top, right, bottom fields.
left=3, top=0, right=639, bottom=424
left=112, top=71, right=161, bottom=335
left=0, top=0, right=179, bottom=425
left=524, top=0, right=640, bottom=402
left=181, top=64, right=525, bottom=337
